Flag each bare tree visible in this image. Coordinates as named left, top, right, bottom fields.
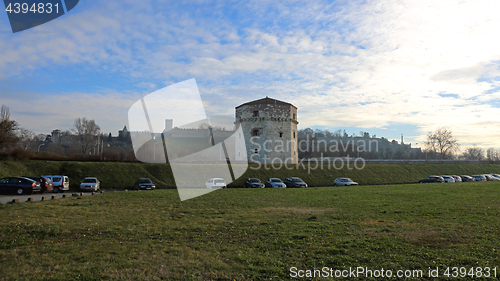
left=425, top=128, right=460, bottom=159
left=17, top=128, right=37, bottom=150
left=71, top=117, right=101, bottom=154
left=462, top=145, right=484, bottom=160
left=0, top=105, right=19, bottom=149
left=487, top=148, right=499, bottom=162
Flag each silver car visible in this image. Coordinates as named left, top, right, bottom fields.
left=265, top=178, right=286, bottom=188
left=441, top=176, right=456, bottom=183
left=334, top=178, right=359, bottom=186
left=80, top=177, right=100, bottom=192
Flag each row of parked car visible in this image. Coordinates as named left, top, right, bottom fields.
left=0, top=175, right=100, bottom=195
left=205, top=177, right=360, bottom=189
left=418, top=174, right=500, bottom=183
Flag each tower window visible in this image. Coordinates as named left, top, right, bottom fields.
left=253, top=111, right=259, bottom=117
left=293, top=113, right=296, bottom=119
left=293, top=131, right=296, bottom=138
left=255, top=148, right=258, bottom=154
left=279, top=132, right=283, bottom=138
left=252, top=129, right=260, bottom=136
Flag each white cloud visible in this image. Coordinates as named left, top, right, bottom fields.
left=2, top=0, right=500, bottom=148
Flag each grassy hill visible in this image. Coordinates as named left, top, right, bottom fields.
left=0, top=160, right=499, bottom=188
left=0, top=182, right=499, bottom=280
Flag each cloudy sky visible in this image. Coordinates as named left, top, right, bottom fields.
left=1, top=0, right=500, bottom=149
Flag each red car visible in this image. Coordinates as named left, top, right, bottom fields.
left=24, top=176, right=54, bottom=193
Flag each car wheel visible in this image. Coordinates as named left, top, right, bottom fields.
left=39, top=189, right=45, bottom=194
left=16, top=188, right=24, bottom=195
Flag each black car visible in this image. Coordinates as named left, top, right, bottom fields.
left=283, top=177, right=308, bottom=188
left=460, top=175, right=475, bottom=182
left=243, top=178, right=265, bottom=188
left=133, top=178, right=156, bottom=190
left=418, top=176, right=444, bottom=183
left=0, top=177, right=41, bottom=195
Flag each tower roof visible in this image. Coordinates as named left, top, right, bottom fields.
left=236, top=96, right=297, bottom=109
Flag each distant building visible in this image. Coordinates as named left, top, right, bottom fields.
left=165, top=119, right=173, bottom=132
left=51, top=129, right=62, bottom=143
left=118, top=126, right=131, bottom=141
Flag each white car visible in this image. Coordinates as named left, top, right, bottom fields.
left=333, top=178, right=358, bottom=186
left=441, top=175, right=456, bottom=183
left=205, top=178, right=226, bottom=189
left=451, top=175, right=462, bottom=182
left=42, top=175, right=70, bottom=193
left=80, top=177, right=100, bottom=192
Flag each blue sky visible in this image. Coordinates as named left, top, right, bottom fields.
left=1, top=0, right=500, bottom=149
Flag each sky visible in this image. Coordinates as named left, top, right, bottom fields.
left=1, top=0, right=500, bottom=150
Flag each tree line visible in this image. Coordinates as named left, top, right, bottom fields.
left=0, top=105, right=134, bottom=161
left=297, top=127, right=499, bottom=161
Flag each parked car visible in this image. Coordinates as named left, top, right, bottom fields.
left=243, top=178, right=265, bottom=188
left=283, top=177, right=308, bottom=188
left=0, top=177, right=41, bottom=195
left=483, top=174, right=494, bottom=181
left=80, top=177, right=100, bottom=192
left=23, top=176, right=53, bottom=193
left=418, top=176, right=445, bottom=183
left=471, top=175, right=487, bottom=181
left=205, top=178, right=226, bottom=189
left=441, top=175, right=456, bottom=183
left=42, top=175, right=69, bottom=193
left=133, top=178, right=156, bottom=190
left=333, top=177, right=359, bottom=186
left=265, top=178, right=286, bottom=188
left=460, top=175, right=475, bottom=182
left=451, top=175, right=462, bottom=182
left=484, top=174, right=499, bottom=181
left=491, top=174, right=500, bottom=179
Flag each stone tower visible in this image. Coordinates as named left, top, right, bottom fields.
left=235, top=97, right=298, bottom=164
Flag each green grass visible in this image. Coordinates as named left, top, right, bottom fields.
left=1, top=181, right=499, bottom=280
left=0, top=160, right=499, bottom=189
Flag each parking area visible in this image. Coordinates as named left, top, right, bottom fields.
left=0, top=191, right=107, bottom=204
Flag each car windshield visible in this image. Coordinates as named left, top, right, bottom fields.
left=82, top=178, right=97, bottom=183
left=139, top=179, right=152, bottom=184
left=271, top=179, right=281, bottom=182
left=342, top=178, right=352, bottom=182
left=52, top=177, right=61, bottom=182
left=292, top=178, right=303, bottom=182
left=248, top=179, right=260, bottom=183
left=214, top=180, right=225, bottom=184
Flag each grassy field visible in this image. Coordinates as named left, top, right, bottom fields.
left=0, top=160, right=499, bottom=189
left=1, top=181, right=499, bottom=280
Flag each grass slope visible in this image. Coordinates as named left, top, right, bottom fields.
left=1, top=160, right=499, bottom=188
left=0, top=182, right=499, bottom=280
